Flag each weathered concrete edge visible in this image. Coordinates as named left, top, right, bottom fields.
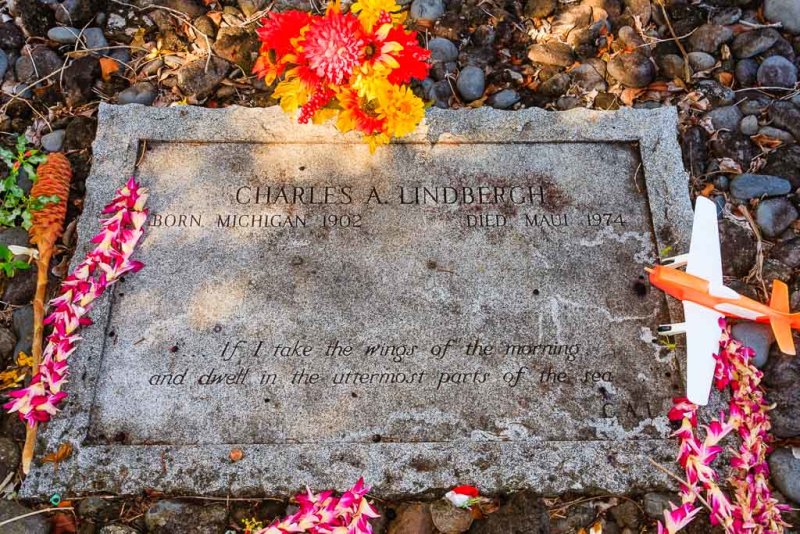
left=22, top=103, right=692, bottom=498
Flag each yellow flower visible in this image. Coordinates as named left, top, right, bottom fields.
left=376, top=83, right=425, bottom=138
left=351, top=0, right=405, bottom=31
left=272, top=70, right=311, bottom=114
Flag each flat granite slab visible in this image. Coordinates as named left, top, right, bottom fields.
left=23, top=104, right=692, bottom=498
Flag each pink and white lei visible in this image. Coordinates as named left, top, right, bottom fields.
left=4, top=178, right=148, bottom=426
left=255, top=478, right=379, bottom=534
left=660, top=320, right=790, bottom=534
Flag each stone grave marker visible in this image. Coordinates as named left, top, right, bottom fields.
left=23, top=103, right=692, bottom=497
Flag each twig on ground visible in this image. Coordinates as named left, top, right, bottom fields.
left=0, top=507, right=74, bottom=528
left=656, top=1, right=692, bottom=82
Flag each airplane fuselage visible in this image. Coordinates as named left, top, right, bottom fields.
left=648, top=265, right=796, bottom=327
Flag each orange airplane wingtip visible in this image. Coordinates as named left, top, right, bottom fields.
left=770, top=280, right=796, bottom=355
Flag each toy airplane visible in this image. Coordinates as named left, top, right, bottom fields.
left=647, top=196, right=798, bottom=405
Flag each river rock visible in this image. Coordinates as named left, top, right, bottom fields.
left=688, top=51, right=716, bottom=71
left=770, top=237, right=800, bottom=268
left=212, top=27, right=259, bottom=71
left=719, top=219, right=756, bottom=277
left=176, top=56, right=230, bottom=99
left=757, top=56, right=798, bottom=88
left=769, top=448, right=800, bottom=502
left=732, top=29, right=780, bottom=58
left=764, top=0, right=800, bottom=34
left=428, top=38, right=458, bottom=62
left=470, top=493, right=550, bottom=533
left=764, top=355, right=800, bottom=436
left=430, top=500, right=474, bottom=534
left=608, top=52, right=655, bottom=87
left=0, top=22, right=24, bottom=50
left=688, top=24, right=733, bottom=53
left=118, top=82, right=157, bottom=105
left=735, top=58, right=759, bottom=86
left=756, top=197, right=798, bottom=237
left=528, top=42, right=575, bottom=67
left=707, top=105, right=743, bottom=131
left=769, top=101, right=800, bottom=141
left=759, top=127, right=796, bottom=144
left=409, top=0, right=444, bottom=21
left=145, top=501, right=227, bottom=534
left=740, top=114, right=759, bottom=135
left=487, top=89, right=520, bottom=109
left=47, top=26, right=81, bottom=44
left=658, top=54, right=685, bottom=79
left=731, top=322, right=774, bottom=367
left=540, top=72, right=570, bottom=96
left=524, top=0, right=557, bottom=18
left=388, top=504, right=434, bottom=534
left=456, top=66, right=485, bottom=102
left=763, top=145, right=800, bottom=187
left=0, top=500, right=49, bottom=533
left=730, top=173, right=792, bottom=200
left=15, top=45, right=62, bottom=82
left=572, top=63, right=607, bottom=91
left=41, top=129, right=66, bottom=152
left=711, top=7, right=741, bottom=25
left=13, top=305, right=33, bottom=357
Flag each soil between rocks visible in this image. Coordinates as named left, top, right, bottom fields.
left=0, top=0, right=800, bottom=531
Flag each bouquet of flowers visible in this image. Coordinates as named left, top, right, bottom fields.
left=253, top=0, right=431, bottom=151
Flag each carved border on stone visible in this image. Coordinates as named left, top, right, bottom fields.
left=22, top=103, right=692, bottom=498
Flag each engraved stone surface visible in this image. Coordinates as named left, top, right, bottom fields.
left=23, top=104, right=692, bottom=497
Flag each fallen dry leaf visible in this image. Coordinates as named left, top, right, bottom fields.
left=43, top=442, right=73, bottom=472
left=99, top=57, right=120, bottom=82
left=700, top=183, right=715, bottom=197
left=751, top=133, right=784, bottom=150
left=51, top=512, right=77, bottom=534
left=620, top=87, right=645, bottom=106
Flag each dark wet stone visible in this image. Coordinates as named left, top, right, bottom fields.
left=571, top=63, right=607, bottom=91
left=719, top=219, right=756, bottom=277
left=711, top=6, right=741, bottom=25
left=64, top=116, right=97, bottom=150
left=54, top=0, right=106, bottom=26
left=710, top=131, right=757, bottom=167
left=739, top=96, right=770, bottom=116
left=524, top=0, right=556, bottom=18
left=756, top=197, right=799, bottom=237
left=730, top=173, right=792, bottom=200
left=0, top=326, right=15, bottom=362
left=11, top=0, right=55, bottom=37
left=732, top=29, right=780, bottom=58
left=681, top=126, right=708, bottom=177
left=607, top=52, right=654, bottom=87
left=735, top=58, right=759, bottom=86
left=764, top=353, right=800, bottom=437
left=176, top=56, right=230, bottom=99
left=763, top=145, right=800, bottom=187
left=539, top=71, right=570, bottom=96
left=528, top=42, right=575, bottom=67
left=610, top=501, right=640, bottom=529
left=731, top=322, right=774, bottom=368
left=15, top=45, right=63, bottom=83
left=770, top=237, right=800, bottom=268
left=212, top=27, right=259, bottom=72
left=0, top=500, right=49, bottom=533
left=762, top=36, right=796, bottom=62
left=427, top=79, right=452, bottom=108
left=688, top=24, right=733, bottom=53
left=469, top=493, right=550, bottom=534
left=145, top=501, right=227, bottom=534
left=769, top=101, right=800, bottom=141
left=757, top=56, right=798, bottom=88
left=657, top=54, right=686, bottom=79
left=13, top=305, right=33, bottom=358
left=47, top=26, right=81, bottom=44
left=643, top=493, right=679, bottom=519
left=0, top=22, right=24, bottom=50
left=146, top=0, right=206, bottom=18
left=456, top=65, right=485, bottom=102
left=2, top=265, right=36, bottom=305
left=696, top=79, right=735, bottom=106
left=487, top=89, right=520, bottom=109
left=556, top=95, right=581, bottom=110
left=409, top=0, right=444, bottom=21
left=62, top=56, right=99, bottom=107
left=0, top=437, right=19, bottom=483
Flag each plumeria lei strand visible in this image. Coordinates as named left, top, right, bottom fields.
left=252, top=478, right=379, bottom=534
left=253, top=0, right=431, bottom=151
left=4, top=178, right=148, bottom=426
left=659, top=320, right=789, bottom=534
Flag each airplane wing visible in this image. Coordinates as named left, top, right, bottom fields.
left=686, top=196, right=723, bottom=285
left=683, top=301, right=722, bottom=405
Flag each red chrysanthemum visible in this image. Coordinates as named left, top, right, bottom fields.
left=383, top=26, right=431, bottom=85
left=256, top=10, right=312, bottom=57
left=337, top=87, right=385, bottom=135
left=302, top=11, right=367, bottom=84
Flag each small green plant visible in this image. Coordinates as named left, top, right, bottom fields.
left=0, top=244, right=31, bottom=278
left=0, top=136, right=59, bottom=230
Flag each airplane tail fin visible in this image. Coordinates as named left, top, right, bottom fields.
left=770, top=280, right=796, bottom=355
